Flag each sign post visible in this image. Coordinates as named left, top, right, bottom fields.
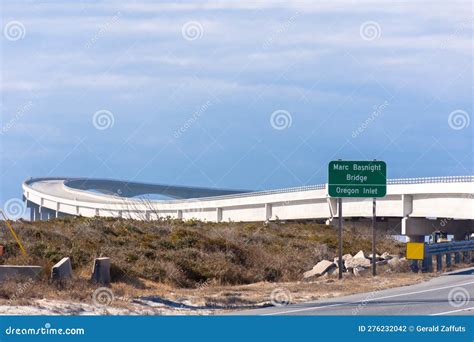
left=372, top=197, right=376, bottom=276
left=328, top=160, right=387, bottom=278
left=338, top=197, right=343, bottom=279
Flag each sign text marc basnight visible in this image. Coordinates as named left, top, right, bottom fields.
left=328, top=161, right=387, bottom=198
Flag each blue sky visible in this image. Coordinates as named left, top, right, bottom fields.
left=0, top=0, right=472, bottom=208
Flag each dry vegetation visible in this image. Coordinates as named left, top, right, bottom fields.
left=2, top=217, right=405, bottom=288
left=0, top=217, right=422, bottom=312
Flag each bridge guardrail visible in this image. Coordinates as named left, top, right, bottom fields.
left=410, top=240, right=474, bottom=273
left=184, top=175, right=474, bottom=202
left=388, top=176, right=474, bottom=185
left=425, top=240, right=474, bottom=255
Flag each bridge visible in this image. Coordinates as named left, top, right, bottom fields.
left=22, top=176, right=474, bottom=242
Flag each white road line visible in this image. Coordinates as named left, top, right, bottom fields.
left=262, top=280, right=474, bottom=316
left=431, top=306, right=474, bottom=316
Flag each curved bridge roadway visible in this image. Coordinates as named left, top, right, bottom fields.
left=23, top=176, right=474, bottom=240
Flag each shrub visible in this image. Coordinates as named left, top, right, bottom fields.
left=3, top=218, right=403, bottom=288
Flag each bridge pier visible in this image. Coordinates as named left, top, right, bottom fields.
left=26, top=201, right=41, bottom=221
left=39, top=207, right=57, bottom=220
left=32, top=204, right=40, bottom=221
left=265, top=203, right=272, bottom=221
left=454, top=252, right=461, bottom=264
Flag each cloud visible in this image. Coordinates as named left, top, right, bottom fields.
left=1, top=0, right=471, bottom=207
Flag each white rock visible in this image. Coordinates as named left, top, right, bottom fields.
left=387, top=256, right=409, bottom=271
left=345, top=254, right=371, bottom=269
left=380, top=252, right=392, bottom=260
left=387, top=256, right=400, bottom=267
left=303, top=260, right=336, bottom=279
left=334, top=254, right=353, bottom=264
left=353, top=250, right=366, bottom=259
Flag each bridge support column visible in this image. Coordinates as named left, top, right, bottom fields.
left=436, top=254, right=443, bottom=272
left=402, top=195, right=413, bottom=217
left=40, top=207, right=47, bottom=220
left=265, top=203, right=272, bottom=221
left=39, top=207, right=57, bottom=221
left=216, top=208, right=222, bottom=222
left=27, top=202, right=40, bottom=221
left=454, top=252, right=461, bottom=264
left=446, top=253, right=452, bottom=268
left=177, top=210, right=183, bottom=220
left=422, top=255, right=433, bottom=273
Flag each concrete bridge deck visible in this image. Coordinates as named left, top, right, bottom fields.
left=22, top=176, right=474, bottom=240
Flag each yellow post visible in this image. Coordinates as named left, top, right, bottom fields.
left=0, top=210, right=27, bottom=256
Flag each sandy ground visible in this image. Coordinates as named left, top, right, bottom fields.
left=0, top=272, right=433, bottom=315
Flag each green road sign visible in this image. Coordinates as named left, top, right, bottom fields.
left=328, top=160, right=387, bottom=198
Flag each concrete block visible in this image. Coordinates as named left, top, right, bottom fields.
left=304, top=260, right=336, bottom=279
left=91, top=257, right=110, bottom=285
left=51, top=257, right=73, bottom=281
left=0, top=265, right=42, bottom=281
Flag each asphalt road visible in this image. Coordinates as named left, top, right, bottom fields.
left=236, top=267, right=474, bottom=316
